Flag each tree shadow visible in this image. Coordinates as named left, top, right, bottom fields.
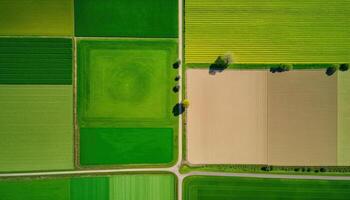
left=172, top=103, right=185, bottom=116
left=209, top=63, right=227, bottom=75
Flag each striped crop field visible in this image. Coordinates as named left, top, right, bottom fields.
left=0, top=38, right=72, bottom=84
left=183, top=176, right=350, bottom=200
left=185, top=0, right=350, bottom=64
left=0, top=174, right=175, bottom=200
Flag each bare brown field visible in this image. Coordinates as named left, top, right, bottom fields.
left=267, top=71, right=337, bottom=166
left=186, top=69, right=268, bottom=164
left=187, top=69, right=339, bottom=166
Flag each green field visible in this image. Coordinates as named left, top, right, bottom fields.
left=80, top=128, right=174, bottom=166
left=185, top=0, right=350, bottom=64
left=75, top=0, right=178, bottom=37
left=183, top=176, right=350, bottom=200
left=338, top=72, right=350, bottom=165
left=0, top=0, right=73, bottom=36
left=0, top=38, right=72, bottom=84
left=0, top=174, right=175, bottom=200
left=0, top=85, right=73, bottom=172
left=77, top=38, right=178, bottom=166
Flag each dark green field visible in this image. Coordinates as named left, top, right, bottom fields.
left=183, top=176, right=350, bottom=200
left=74, top=0, right=178, bottom=37
left=77, top=38, right=178, bottom=167
left=80, top=128, right=174, bottom=165
left=0, top=38, right=72, bottom=84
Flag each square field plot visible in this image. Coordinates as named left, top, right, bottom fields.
left=186, top=69, right=350, bottom=166
left=77, top=39, right=178, bottom=167
left=0, top=0, right=73, bottom=36
left=185, top=0, right=350, bottom=64
left=0, top=85, right=73, bottom=172
left=75, top=0, right=178, bottom=37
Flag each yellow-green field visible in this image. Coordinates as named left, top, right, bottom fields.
left=185, top=0, right=350, bottom=64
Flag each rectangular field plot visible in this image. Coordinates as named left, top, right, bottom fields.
left=0, top=38, right=72, bottom=85
left=0, top=0, right=73, bottom=36
left=186, top=69, right=268, bottom=164
left=0, top=85, right=73, bottom=172
left=75, top=0, right=178, bottom=37
left=80, top=128, right=174, bottom=166
left=185, top=0, right=350, bottom=64
left=0, top=174, right=175, bottom=200
left=183, top=176, right=350, bottom=200
left=268, top=71, right=337, bottom=166
left=186, top=69, right=350, bottom=166
left=77, top=39, right=178, bottom=167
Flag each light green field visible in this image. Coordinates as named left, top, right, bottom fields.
left=0, top=0, right=73, bottom=35
left=185, top=0, right=350, bottom=64
left=109, top=174, right=175, bottom=200
left=0, top=85, right=73, bottom=172
left=337, top=72, right=350, bottom=165
left=78, top=39, right=178, bottom=127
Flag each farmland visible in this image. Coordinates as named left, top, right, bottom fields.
left=0, top=85, right=73, bottom=172
left=186, top=69, right=350, bottom=166
left=0, top=38, right=72, bottom=84
left=0, top=0, right=73, bottom=36
left=0, top=173, right=175, bottom=200
left=183, top=176, right=350, bottom=200
left=75, top=0, right=178, bottom=37
left=185, top=0, right=350, bottom=64
left=77, top=38, right=178, bottom=167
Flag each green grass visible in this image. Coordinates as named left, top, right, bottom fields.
left=0, top=178, right=70, bottom=200
left=187, top=63, right=335, bottom=69
left=337, top=72, right=350, bottom=165
left=77, top=38, right=178, bottom=167
left=71, top=177, right=109, bottom=200
left=0, top=85, right=73, bottom=172
left=0, top=0, right=73, bottom=35
left=0, top=38, right=72, bottom=84
left=185, top=0, right=350, bottom=64
left=0, top=173, right=175, bottom=200
left=80, top=128, right=174, bottom=166
left=183, top=176, right=350, bottom=200
left=74, top=0, right=178, bottom=37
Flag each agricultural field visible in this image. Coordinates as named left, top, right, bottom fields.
left=183, top=176, right=350, bottom=200
left=0, top=0, right=73, bottom=36
left=0, top=85, right=74, bottom=172
left=0, top=173, right=176, bottom=200
left=0, top=38, right=73, bottom=172
left=75, top=0, right=178, bottom=37
left=77, top=38, right=179, bottom=167
left=186, top=69, right=350, bottom=166
left=185, top=0, right=350, bottom=64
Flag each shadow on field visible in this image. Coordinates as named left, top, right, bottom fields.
left=172, top=103, right=185, bottom=116
left=209, top=63, right=226, bottom=75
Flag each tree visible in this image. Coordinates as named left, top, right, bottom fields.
left=173, top=60, right=181, bottom=69
left=270, top=64, right=293, bottom=73
left=339, top=63, right=349, bottom=72
left=326, top=64, right=338, bottom=76
left=182, top=99, right=190, bottom=108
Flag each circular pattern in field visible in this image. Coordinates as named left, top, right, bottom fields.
left=107, top=65, right=151, bottom=103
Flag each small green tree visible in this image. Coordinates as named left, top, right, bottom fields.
left=214, top=53, right=233, bottom=69
left=339, top=63, right=349, bottom=72
left=326, top=64, right=338, bottom=76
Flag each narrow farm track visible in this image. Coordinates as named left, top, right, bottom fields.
left=185, top=0, right=350, bottom=64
